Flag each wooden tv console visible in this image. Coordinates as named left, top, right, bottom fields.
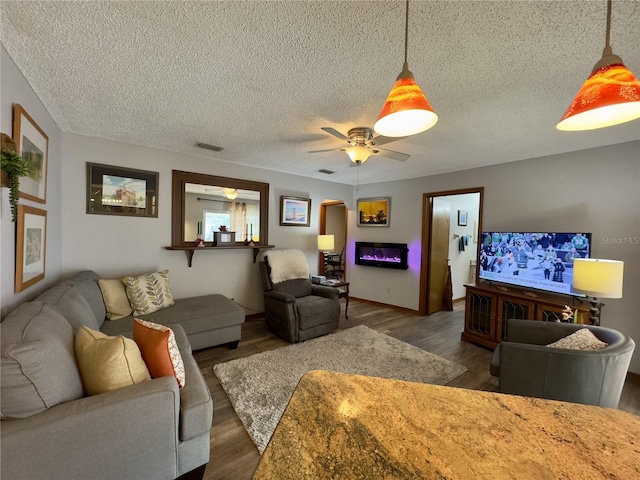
left=461, top=282, right=602, bottom=349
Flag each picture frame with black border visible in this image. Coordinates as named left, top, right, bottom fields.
left=86, top=162, right=158, bottom=217
left=458, top=210, right=468, bottom=226
left=357, top=197, right=390, bottom=227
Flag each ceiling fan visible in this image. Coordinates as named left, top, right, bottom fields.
left=307, top=127, right=410, bottom=165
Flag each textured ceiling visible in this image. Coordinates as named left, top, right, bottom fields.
left=1, top=1, right=639, bottom=185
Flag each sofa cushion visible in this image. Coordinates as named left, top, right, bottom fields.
left=98, top=278, right=133, bottom=320
left=75, top=326, right=150, bottom=396
left=58, top=271, right=107, bottom=328
left=36, top=282, right=99, bottom=331
left=100, top=295, right=245, bottom=340
left=1, top=302, right=84, bottom=419
left=134, top=318, right=185, bottom=389
left=123, top=270, right=175, bottom=316
left=546, top=328, right=608, bottom=351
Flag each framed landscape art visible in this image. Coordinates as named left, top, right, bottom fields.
left=357, top=197, right=390, bottom=227
left=280, top=196, right=311, bottom=226
left=13, top=104, right=48, bottom=203
left=15, top=204, right=47, bottom=292
left=86, top=163, right=158, bottom=217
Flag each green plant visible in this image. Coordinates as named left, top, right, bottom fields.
left=1, top=149, right=30, bottom=222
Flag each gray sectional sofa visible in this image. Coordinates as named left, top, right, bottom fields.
left=1, top=270, right=245, bottom=480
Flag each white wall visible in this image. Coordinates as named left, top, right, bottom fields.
left=348, top=141, right=640, bottom=372
left=1, top=46, right=63, bottom=316
left=59, top=133, right=353, bottom=313
left=446, top=193, right=480, bottom=300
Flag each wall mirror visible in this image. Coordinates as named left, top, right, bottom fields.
left=171, top=170, right=269, bottom=247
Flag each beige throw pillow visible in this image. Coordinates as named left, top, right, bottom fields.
left=546, top=328, right=608, bottom=351
left=74, top=326, right=151, bottom=396
left=122, top=270, right=175, bottom=316
left=98, top=278, right=133, bottom=320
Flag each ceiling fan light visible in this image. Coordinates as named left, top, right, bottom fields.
left=557, top=63, right=640, bottom=131
left=346, top=145, right=371, bottom=164
left=223, top=187, right=238, bottom=200
left=374, top=76, right=438, bottom=137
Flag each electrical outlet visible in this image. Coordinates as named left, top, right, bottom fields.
left=387, top=288, right=391, bottom=294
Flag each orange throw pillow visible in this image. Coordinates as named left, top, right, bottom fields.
left=133, top=318, right=185, bottom=389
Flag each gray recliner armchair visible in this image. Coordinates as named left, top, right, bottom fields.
left=490, top=318, right=635, bottom=408
left=259, top=250, right=340, bottom=343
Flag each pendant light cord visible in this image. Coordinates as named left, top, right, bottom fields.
left=605, top=0, right=612, bottom=47
left=403, top=0, right=409, bottom=66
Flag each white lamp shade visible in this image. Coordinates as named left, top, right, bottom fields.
left=573, top=258, right=624, bottom=298
left=317, top=234, right=335, bottom=251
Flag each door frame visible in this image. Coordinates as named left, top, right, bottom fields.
left=419, top=187, right=484, bottom=316
left=318, top=201, right=348, bottom=276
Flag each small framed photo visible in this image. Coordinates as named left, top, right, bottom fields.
left=357, top=197, right=390, bottom=227
left=87, top=163, right=158, bottom=217
left=280, top=196, right=311, bottom=226
left=13, top=104, right=48, bottom=204
left=458, top=210, right=468, bottom=226
left=15, top=204, right=47, bottom=292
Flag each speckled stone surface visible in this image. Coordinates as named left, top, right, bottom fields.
left=253, top=370, right=640, bottom=479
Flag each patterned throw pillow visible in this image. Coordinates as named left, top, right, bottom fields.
left=133, top=318, right=185, bottom=389
left=74, top=326, right=151, bottom=396
left=122, top=270, right=175, bottom=316
left=546, top=328, right=608, bottom=351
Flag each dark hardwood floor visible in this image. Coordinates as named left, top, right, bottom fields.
left=193, top=299, right=640, bottom=480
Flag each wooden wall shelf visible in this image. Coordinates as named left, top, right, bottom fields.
left=165, top=244, right=275, bottom=267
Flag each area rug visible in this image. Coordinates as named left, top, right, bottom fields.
left=213, top=325, right=467, bottom=453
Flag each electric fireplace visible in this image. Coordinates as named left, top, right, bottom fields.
left=355, top=242, right=409, bottom=270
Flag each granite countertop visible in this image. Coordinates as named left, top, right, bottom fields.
left=253, top=370, right=640, bottom=479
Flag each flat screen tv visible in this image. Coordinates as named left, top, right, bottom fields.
left=478, top=232, right=592, bottom=296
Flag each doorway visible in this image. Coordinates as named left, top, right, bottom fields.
left=419, top=187, right=484, bottom=316
left=319, top=201, right=347, bottom=280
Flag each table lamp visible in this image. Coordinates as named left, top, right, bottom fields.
left=317, top=235, right=335, bottom=253
left=572, top=258, right=624, bottom=325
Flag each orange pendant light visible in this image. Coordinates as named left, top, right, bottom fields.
left=374, top=0, right=438, bottom=137
left=557, top=0, right=640, bottom=131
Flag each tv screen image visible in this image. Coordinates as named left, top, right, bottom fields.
left=478, top=232, right=592, bottom=296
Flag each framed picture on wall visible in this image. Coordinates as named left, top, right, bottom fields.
left=15, top=204, right=47, bottom=292
left=13, top=104, right=48, bottom=204
left=280, top=196, right=311, bottom=226
left=86, top=163, right=158, bottom=217
left=357, top=197, right=390, bottom=227
left=458, top=210, right=468, bottom=226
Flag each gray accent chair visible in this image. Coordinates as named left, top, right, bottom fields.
left=259, top=261, right=340, bottom=343
left=490, top=318, right=635, bottom=408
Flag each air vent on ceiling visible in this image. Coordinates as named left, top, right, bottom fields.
left=196, top=142, right=224, bottom=152
left=318, top=169, right=334, bottom=175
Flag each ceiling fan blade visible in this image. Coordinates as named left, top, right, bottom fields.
left=368, top=135, right=407, bottom=147
left=307, top=147, right=343, bottom=154
left=321, top=127, right=350, bottom=142
left=372, top=148, right=410, bottom=162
